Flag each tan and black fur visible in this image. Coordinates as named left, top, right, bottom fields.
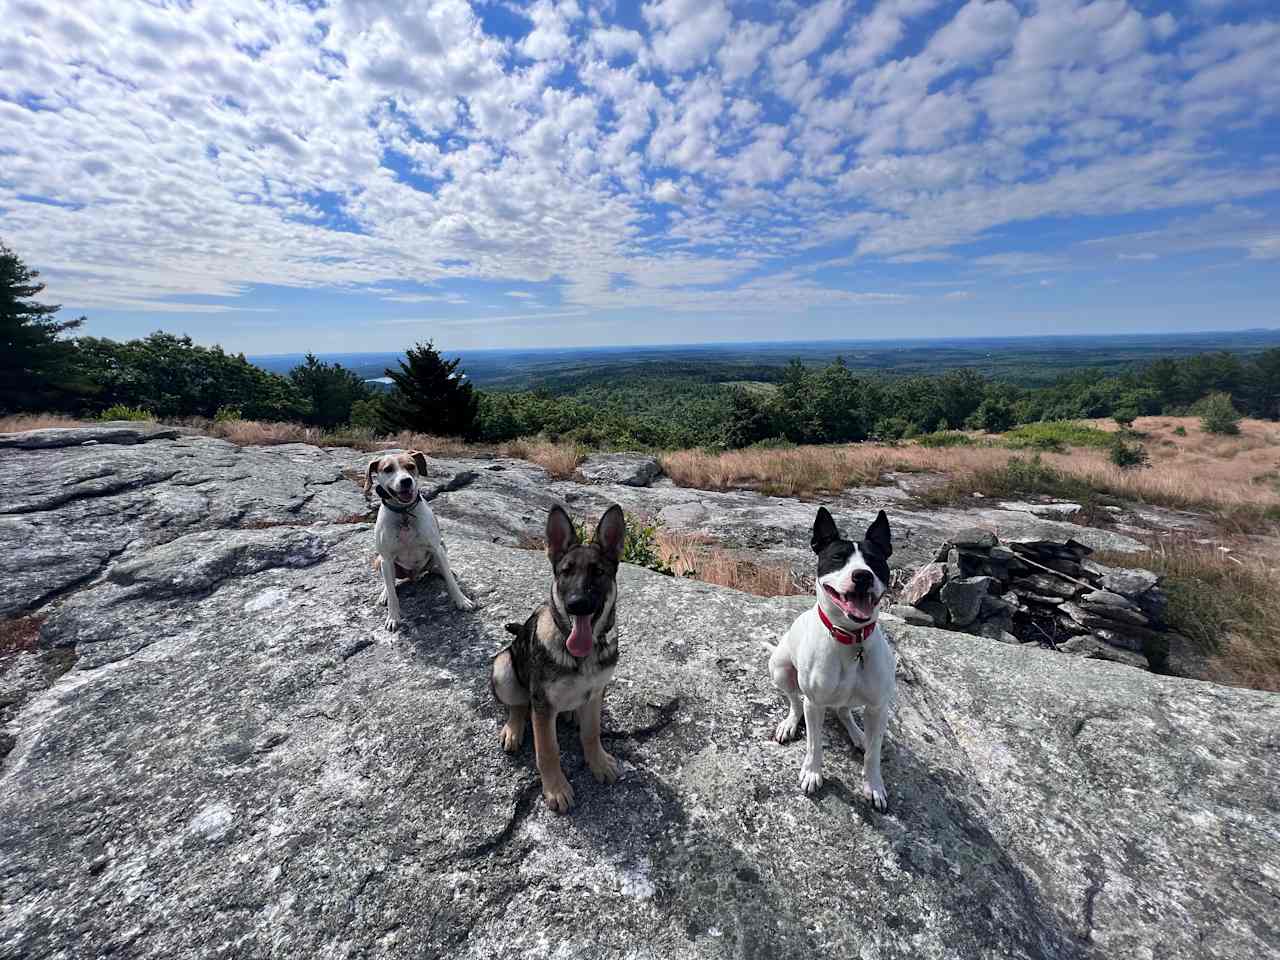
left=490, top=504, right=626, bottom=813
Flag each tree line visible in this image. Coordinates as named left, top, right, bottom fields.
left=4, top=239, right=1278, bottom=448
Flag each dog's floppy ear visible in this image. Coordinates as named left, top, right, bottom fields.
left=364, top=457, right=382, bottom=494
left=410, top=450, right=428, bottom=475
left=545, top=505, right=579, bottom=567
left=593, top=504, right=626, bottom=566
left=811, top=506, right=841, bottom=554
left=865, top=509, right=892, bottom=558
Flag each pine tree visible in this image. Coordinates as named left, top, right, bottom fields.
left=380, top=341, right=478, bottom=437
left=0, top=241, right=84, bottom=412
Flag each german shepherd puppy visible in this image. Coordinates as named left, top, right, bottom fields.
left=490, top=504, right=626, bottom=813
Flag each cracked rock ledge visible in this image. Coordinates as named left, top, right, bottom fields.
left=0, top=428, right=1277, bottom=960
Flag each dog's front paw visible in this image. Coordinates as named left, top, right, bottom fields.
left=799, top=763, right=824, bottom=795
left=863, top=777, right=888, bottom=812
left=453, top=594, right=476, bottom=612
left=774, top=714, right=802, bottom=744
left=377, top=586, right=388, bottom=606
left=587, top=748, right=620, bottom=785
left=498, top=721, right=524, bottom=753
left=384, top=614, right=401, bottom=632
left=541, top=770, right=575, bottom=814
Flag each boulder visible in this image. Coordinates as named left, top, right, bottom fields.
left=1077, top=591, right=1150, bottom=627
left=1059, top=635, right=1150, bottom=671
left=0, top=428, right=1276, bottom=960
left=578, top=454, right=663, bottom=487
left=888, top=603, right=935, bottom=627
left=951, top=527, right=998, bottom=549
left=1099, top=568, right=1160, bottom=598
left=901, top=562, right=947, bottom=604
left=940, top=576, right=996, bottom=627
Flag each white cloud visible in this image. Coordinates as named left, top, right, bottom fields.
left=504, top=290, right=536, bottom=299
left=643, top=0, right=732, bottom=73
left=0, top=0, right=1275, bottom=328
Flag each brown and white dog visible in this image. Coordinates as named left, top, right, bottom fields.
left=364, top=450, right=475, bottom=631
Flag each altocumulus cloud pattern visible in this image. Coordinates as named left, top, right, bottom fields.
left=1, top=0, right=1278, bottom=344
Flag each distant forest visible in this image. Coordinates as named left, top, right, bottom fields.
left=4, top=241, right=1279, bottom=449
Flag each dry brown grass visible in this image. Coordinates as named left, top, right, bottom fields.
left=661, top=444, right=1020, bottom=497
left=0, top=413, right=89, bottom=432
left=662, top=416, right=1280, bottom=523
left=499, top=438, right=584, bottom=479
left=653, top=528, right=806, bottom=597
left=1099, top=538, right=1280, bottom=692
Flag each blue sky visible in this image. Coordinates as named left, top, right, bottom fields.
left=1, top=0, right=1278, bottom=353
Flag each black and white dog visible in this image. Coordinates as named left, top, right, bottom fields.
left=490, top=504, right=626, bottom=814
left=768, top=508, right=895, bottom=809
left=365, top=450, right=475, bottom=631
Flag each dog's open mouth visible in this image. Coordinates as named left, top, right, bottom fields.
left=823, top=583, right=877, bottom=621
left=566, top=614, right=594, bottom=657
left=395, top=488, right=417, bottom=504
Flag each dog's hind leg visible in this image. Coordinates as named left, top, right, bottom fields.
left=836, top=708, right=866, bottom=751
left=491, top=649, right=530, bottom=753
left=769, top=645, right=804, bottom=743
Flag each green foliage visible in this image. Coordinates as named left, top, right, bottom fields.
left=724, top=387, right=773, bottom=449
left=71, top=333, right=307, bottom=420
left=915, top=430, right=974, bottom=448
left=0, top=241, right=84, bottom=413
left=1002, top=421, right=1114, bottom=449
left=1173, top=425, right=1187, bottom=436
left=1197, top=391, right=1242, bottom=435
left=969, top=397, right=1014, bottom=433
left=873, top=417, right=912, bottom=442
left=621, top=517, right=674, bottom=575
left=380, top=341, right=478, bottom=438
left=348, top=396, right=384, bottom=431
left=1108, top=437, right=1150, bottom=470
left=571, top=514, right=673, bottom=575
left=98, top=404, right=153, bottom=422
left=288, top=353, right=372, bottom=428
left=214, top=406, right=243, bottom=422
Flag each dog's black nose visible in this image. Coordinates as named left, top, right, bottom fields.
left=564, top=593, right=594, bottom=616
left=852, top=570, right=874, bottom=592
left=397, top=477, right=412, bottom=490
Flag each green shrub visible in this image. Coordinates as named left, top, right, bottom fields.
left=1108, top=437, right=1150, bottom=470
left=213, top=405, right=243, bottom=422
left=1197, top=392, right=1241, bottom=436
left=915, top=430, right=974, bottom=448
left=97, top=404, right=153, bottom=422
left=1003, top=421, right=1114, bottom=450
left=873, top=417, right=912, bottom=441
left=1173, top=425, right=1187, bottom=437
left=622, top=517, right=674, bottom=576
left=574, top=515, right=673, bottom=576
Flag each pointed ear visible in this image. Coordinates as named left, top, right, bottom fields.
left=811, top=507, right=840, bottom=554
left=545, top=505, right=579, bottom=567
left=410, top=450, right=428, bottom=474
left=865, top=510, right=892, bottom=557
left=365, top=457, right=381, bottom=493
left=593, top=504, right=626, bottom=565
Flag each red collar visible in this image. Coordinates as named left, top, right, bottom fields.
left=817, top=604, right=876, bottom=645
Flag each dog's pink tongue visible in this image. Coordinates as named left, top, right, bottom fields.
left=566, top=614, right=594, bottom=657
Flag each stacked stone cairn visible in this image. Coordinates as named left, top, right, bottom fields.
left=894, top=528, right=1175, bottom=672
